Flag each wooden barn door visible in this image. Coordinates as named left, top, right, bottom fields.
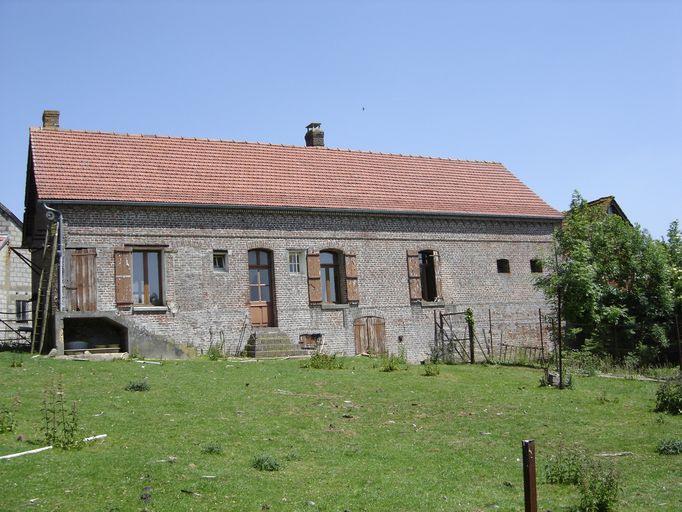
left=248, top=249, right=276, bottom=327
left=66, top=248, right=97, bottom=311
left=354, top=316, right=386, bottom=355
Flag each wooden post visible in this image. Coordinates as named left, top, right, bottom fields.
left=538, top=308, right=545, bottom=362
left=488, top=308, right=493, bottom=357
left=522, top=439, right=538, bottom=512
left=466, top=308, right=475, bottom=364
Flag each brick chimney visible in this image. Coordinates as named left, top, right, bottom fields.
left=305, top=122, right=324, bottom=147
left=42, top=110, right=60, bottom=129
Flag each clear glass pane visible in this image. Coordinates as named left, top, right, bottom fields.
left=250, top=285, right=259, bottom=301
left=248, top=250, right=257, bottom=266
left=260, top=269, right=270, bottom=287
left=320, top=251, right=334, bottom=265
left=148, top=253, right=161, bottom=305
left=259, top=250, right=270, bottom=265
left=249, top=269, right=259, bottom=286
left=261, top=285, right=270, bottom=302
left=321, top=268, right=329, bottom=303
left=328, top=267, right=337, bottom=303
left=132, top=252, right=144, bottom=304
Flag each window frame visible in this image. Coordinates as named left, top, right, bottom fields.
left=497, top=258, right=511, bottom=274
left=530, top=259, right=543, bottom=273
left=15, top=300, right=29, bottom=323
left=320, top=250, right=342, bottom=304
left=132, top=249, right=164, bottom=306
left=213, top=251, right=228, bottom=272
left=419, top=250, right=439, bottom=302
left=288, top=249, right=306, bottom=274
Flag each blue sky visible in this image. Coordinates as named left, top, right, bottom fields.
left=1, top=0, right=679, bottom=238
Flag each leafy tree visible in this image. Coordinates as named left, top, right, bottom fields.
left=537, top=192, right=675, bottom=364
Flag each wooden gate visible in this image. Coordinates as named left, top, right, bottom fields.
left=354, top=316, right=386, bottom=355
left=66, top=248, right=97, bottom=311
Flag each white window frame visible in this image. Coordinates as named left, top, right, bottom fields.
left=288, top=249, right=306, bottom=274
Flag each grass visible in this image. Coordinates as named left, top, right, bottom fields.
left=1, top=354, right=681, bottom=511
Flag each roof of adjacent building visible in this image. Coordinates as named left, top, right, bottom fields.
left=0, top=202, right=22, bottom=228
left=28, top=127, right=562, bottom=220
left=0, top=235, right=8, bottom=251
left=587, top=196, right=630, bottom=225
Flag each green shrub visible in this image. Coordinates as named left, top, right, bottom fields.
left=301, top=352, right=344, bottom=370
left=201, top=442, right=224, bottom=455
left=207, top=344, right=223, bottom=361
left=0, top=396, right=19, bottom=433
left=578, top=458, right=619, bottom=511
left=544, top=445, right=587, bottom=485
left=41, top=382, right=81, bottom=449
left=422, top=363, right=440, bottom=377
left=252, top=454, right=281, bottom=471
left=654, top=378, right=682, bottom=414
left=125, top=380, right=151, bottom=392
left=380, top=352, right=408, bottom=372
left=656, top=438, right=682, bottom=455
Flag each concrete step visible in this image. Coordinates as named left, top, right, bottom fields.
left=246, top=329, right=311, bottom=358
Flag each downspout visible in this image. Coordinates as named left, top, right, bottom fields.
left=43, top=205, right=64, bottom=311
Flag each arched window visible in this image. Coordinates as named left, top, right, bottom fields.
left=320, top=251, right=341, bottom=303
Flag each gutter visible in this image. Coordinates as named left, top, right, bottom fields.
left=39, top=199, right=564, bottom=223
left=43, top=205, right=64, bottom=312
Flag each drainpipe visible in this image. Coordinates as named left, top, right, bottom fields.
left=43, top=205, right=64, bottom=311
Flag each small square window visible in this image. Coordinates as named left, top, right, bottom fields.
left=213, top=251, right=227, bottom=272
left=530, top=259, right=543, bottom=273
left=288, top=250, right=306, bottom=274
left=497, top=259, right=510, bottom=274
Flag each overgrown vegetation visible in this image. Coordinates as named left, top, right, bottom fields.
left=300, top=351, right=344, bottom=369
left=1, top=355, right=681, bottom=511
left=0, top=396, right=19, bottom=433
left=422, top=363, right=440, bottom=376
left=654, top=377, right=682, bottom=415
left=536, top=192, right=681, bottom=366
left=206, top=344, right=223, bottom=361
left=655, top=438, right=682, bottom=455
left=251, top=454, right=281, bottom=471
left=544, top=444, right=619, bottom=511
left=201, top=442, right=224, bottom=455
left=125, top=380, right=151, bottom=392
left=41, top=380, right=82, bottom=449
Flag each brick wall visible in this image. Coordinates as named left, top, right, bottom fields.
left=0, top=212, right=32, bottom=342
left=57, top=204, right=558, bottom=361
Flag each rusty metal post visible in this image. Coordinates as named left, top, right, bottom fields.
left=538, top=308, right=545, bottom=362
left=522, top=439, right=538, bottom=512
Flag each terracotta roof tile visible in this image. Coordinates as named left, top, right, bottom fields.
left=29, top=128, right=562, bottom=219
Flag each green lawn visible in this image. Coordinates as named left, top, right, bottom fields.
left=1, top=354, right=681, bottom=511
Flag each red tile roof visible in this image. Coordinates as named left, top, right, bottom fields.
left=29, top=128, right=562, bottom=219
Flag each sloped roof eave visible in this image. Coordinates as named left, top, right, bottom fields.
left=39, top=198, right=564, bottom=222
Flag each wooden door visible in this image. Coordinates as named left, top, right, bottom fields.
left=248, top=249, right=276, bottom=327
left=354, top=316, right=386, bottom=355
left=66, top=248, right=97, bottom=311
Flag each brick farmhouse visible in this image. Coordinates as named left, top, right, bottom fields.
left=23, top=111, right=562, bottom=360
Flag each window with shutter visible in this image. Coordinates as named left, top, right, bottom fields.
left=114, top=248, right=133, bottom=306
left=344, top=252, right=359, bottom=304
left=406, top=250, right=422, bottom=301
left=408, top=249, right=442, bottom=302
left=307, top=252, right=322, bottom=304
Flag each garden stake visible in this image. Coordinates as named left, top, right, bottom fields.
left=522, top=439, right=537, bottom=512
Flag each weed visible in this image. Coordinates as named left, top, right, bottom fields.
left=9, top=353, right=23, bottom=368
left=0, top=396, right=20, bottom=433
left=423, top=363, right=440, bottom=377
left=544, top=444, right=587, bottom=485
left=301, top=352, right=344, bottom=370
left=201, top=442, right=224, bottom=455
left=380, top=352, right=408, bottom=372
left=285, top=450, right=300, bottom=461
left=578, top=457, right=619, bottom=511
left=654, top=378, right=682, bottom=414
left=252, top=454, right=281, bottom=471
left=596, top=390, right=619, bottom=405
left=125, top=380, right=151, bottom=392
left=41, top=380, right=82, bottom=449
left=207, top=344, right=223, bottom=361
left=656, top=438, right=682, bottom=455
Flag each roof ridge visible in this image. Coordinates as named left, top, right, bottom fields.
left=29, top=127, right=502, bottom=165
